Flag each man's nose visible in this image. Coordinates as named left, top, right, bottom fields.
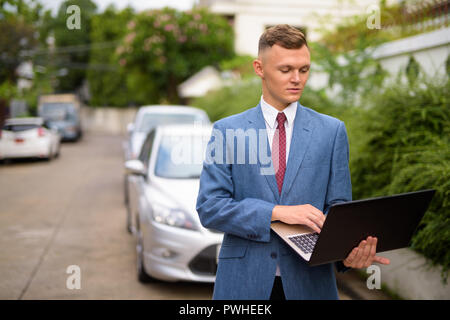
left=290, top=71, right=301, bottom=83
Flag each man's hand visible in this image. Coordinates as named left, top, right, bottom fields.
left=343, top=236, right=390, bottom=268
left=271, top=204, right=325, bottom=234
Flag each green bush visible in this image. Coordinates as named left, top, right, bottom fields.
left=194, top=73, right=450, bottom=282
left=87, top=6, right=135, bottom=107
left=193, top=78, right=261, bottom=121
left=350, top=78, right=450, bottom=281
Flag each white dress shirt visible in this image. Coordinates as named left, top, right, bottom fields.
left=260, top=96, right=298, bottom=276
left=260, top=96, right=297, bottom=165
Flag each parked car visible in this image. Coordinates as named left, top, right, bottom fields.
left=124, top=124, right=222, bottom=283
left=123, top=105, right=210, bottom=208
left=124, top=105, right=210, bottom=161
left=38, top=94, right=83, bottom=141
left=0, top=117, right=61, bottom=161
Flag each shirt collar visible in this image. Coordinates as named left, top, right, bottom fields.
left=260, top=96, right=297, bottom=129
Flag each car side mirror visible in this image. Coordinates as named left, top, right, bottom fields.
left=124, top=160, right=146, bottom=177
left=127, top=123, right=135, bottom=135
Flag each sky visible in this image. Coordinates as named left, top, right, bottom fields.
left=40, top=0, right=198, bottom=14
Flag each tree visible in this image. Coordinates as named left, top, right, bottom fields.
left=51, top=0, right=97, bottom=92
left=0, top=18, right=36, bottom=83
left=117, top=7, right=234, bottom=104
left=87, top=5, right=134, bottom=107
left=0, top=0, right=46, bottom=83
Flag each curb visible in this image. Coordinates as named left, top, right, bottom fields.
left=335, top=269, right=394, bottom=300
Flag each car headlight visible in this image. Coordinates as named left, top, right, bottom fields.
left=151, top=203, right=198, bottom=231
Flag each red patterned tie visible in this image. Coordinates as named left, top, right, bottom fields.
left=272, top=112, right=287, bottom=194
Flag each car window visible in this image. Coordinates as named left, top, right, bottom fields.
left=137, top=113, right=205, bottom=133
left=3, top=124, right=39, bottom=132
left=138, top=130, right=156, bottom=164
left=40, top=103, right=77, bottom=121
left=154, top=135, right=207, bottom=179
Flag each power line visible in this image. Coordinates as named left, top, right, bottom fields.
left=19, top=40, right=122, bottom=57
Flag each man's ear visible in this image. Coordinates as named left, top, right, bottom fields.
left=253, top=58, right=264, bottom=79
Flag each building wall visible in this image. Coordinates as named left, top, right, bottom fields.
left=308, top=27, right=450, bottom=91
left=373, top=27, right=450, bottom=78
left=202, top=0, right=380, bottom=56
left=81, top=106, right=137, bottom=136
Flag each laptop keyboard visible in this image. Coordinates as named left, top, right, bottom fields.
left=288, top=233, right=319, bottom=254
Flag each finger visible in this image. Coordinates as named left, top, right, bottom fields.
left=353, top=241, right=366, bottom=268
left=311, top=209, right=325, bottom=222
left=359, top=239, right=373, bottom=268
left=307, top=213, right=324, bottom=229
left=361, top=237, right=371, bottom=254
left=307, top=205, right=325, bottom=220
left=368, top=237, right=378, bottom=263
left=344, top=247, right=358, bottom=267
left=304, top=219, right=321, bottom=234
left=373, top=256, right=390, bottom=265
left=363, top=237, right=376, bottom=267
left=312, top=207, right=326, bottom=224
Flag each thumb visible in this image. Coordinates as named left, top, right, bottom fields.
left=373, top=256, right=390, bottom=265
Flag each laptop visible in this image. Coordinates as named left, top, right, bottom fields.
left=271, top=189, right=435, bottom=266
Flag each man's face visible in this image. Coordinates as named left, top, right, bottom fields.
left=253, top=44, right=310, bottom=110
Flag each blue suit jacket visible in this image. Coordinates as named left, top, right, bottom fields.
left=196, top=103, right=352, bottom=299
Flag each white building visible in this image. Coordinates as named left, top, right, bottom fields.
left=178, top=66, right=223, bottom=99
left=199, top=0, right=388, bottom=56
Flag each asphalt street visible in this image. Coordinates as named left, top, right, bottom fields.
left=0, top=132, right=369, bottom=300
left=0, top=133, right=214, bottom=299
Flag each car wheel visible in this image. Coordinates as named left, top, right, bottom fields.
left=126, top=204, right=132, bottom=234
left=136, top=231, right=157, bottom=283
left=55, top=145, right=61, bottom=158
left=124, top=174, right=129, bottom=205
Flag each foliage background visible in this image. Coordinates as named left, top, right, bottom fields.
left=1, top=0, right=449, bottom=282
left=116, top=7, right=234, bottom=105
left=193, top=52, right=450, bottom=282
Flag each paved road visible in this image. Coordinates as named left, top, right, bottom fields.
left=0, top=132, right=355, bottom=300
left=0, top=133, right=214, bottom=299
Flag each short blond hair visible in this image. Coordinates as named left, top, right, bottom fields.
left=258, top=24, right=308, bottom=55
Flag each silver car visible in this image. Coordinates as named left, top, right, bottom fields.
left=123, top=105, right=210, bottom=225
left=124, top=105, right=210, bottom=161
left=125, top=124, right=222, bottom=283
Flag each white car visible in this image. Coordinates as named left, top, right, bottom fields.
left=125, top=124, right=223, bottom=283
left=0, top=117, right=61, bottom=161
left=124, top=105, right=210, bottom=161
left=123, top=105, right=210, bottom=218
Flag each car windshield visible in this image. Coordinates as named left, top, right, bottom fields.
left=154, top=135, right=208, bottom=179
left=137, top=113, right=205, bottom=132
left=40, top=103, right=77, bottom=121
left=3, top=124, right=39, bottom=132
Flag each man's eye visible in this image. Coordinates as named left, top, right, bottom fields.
left=280, top=69, right=289, bottom=73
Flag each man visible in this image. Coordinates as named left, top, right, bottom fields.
left=196, top=24, right=390, bottom=300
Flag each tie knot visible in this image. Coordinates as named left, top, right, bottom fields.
left=276, top=112, right=287, bottom=126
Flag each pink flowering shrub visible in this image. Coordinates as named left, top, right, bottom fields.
left=117, top=7, right=234, bottom=103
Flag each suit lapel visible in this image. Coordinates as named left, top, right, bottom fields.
left=281, top=103, right=314, bottom=199
left=247, top=104, right=280, bottom=202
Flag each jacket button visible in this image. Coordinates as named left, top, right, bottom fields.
left=271, top=252, right=277, bottom=259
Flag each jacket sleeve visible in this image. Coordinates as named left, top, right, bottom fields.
left=196, top=122, right=275, bottom=243
left=324, top=121, right=353, bottom=273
